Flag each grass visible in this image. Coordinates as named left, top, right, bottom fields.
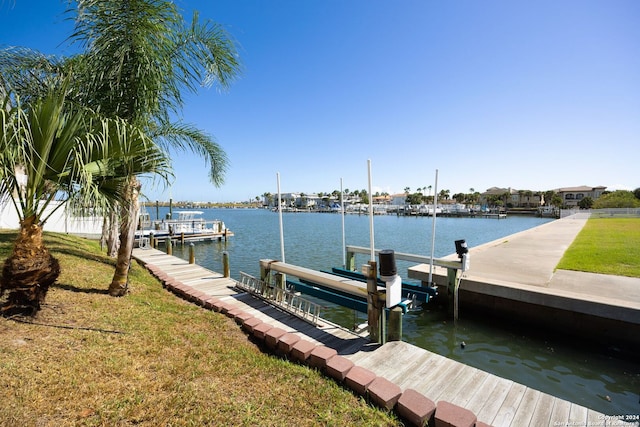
left=557, top=217, right=640, bottom=277
left=0, top=231, right=399, bottom=427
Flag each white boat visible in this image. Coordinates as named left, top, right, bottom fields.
left=136, top=210, right=233, bottom=245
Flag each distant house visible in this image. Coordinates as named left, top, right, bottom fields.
left=554, top=186, right=607, bottom=207
left=264, top=192, right=315, bottom=209
left=480, top=187, right=542, bottom=208
left=372, top=195, right=392, bottom=205
left=389, top=193, right=407, bottom=206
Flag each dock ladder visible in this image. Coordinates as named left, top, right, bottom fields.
left=238, top=272, right=323, bottom=326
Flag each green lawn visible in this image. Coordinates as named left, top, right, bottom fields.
left=0, top=231, right=399, bottom=426
left=557, top=217, right=640, bottom=277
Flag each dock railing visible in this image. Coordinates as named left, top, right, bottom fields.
left=238, top=272, right=322, bottom=326
left=345, top=245, right=463, bottom=271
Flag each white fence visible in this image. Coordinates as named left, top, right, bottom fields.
left=0, top=200, right=104, bottom=237
left=590, top=208, right=640, bottom=218
left=561, top=208, right=640, bottom=219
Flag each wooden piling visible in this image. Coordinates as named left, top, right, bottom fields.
left=166, top=237, right=172, bottom=255
left=275, top=272, right=285, bottom=302
left=189, top=243, right=195, bottom=264
left=366, top=260, right=382, bottom=344
left=223, top=251, right=230, bottom=278
left=447, top=267, right=460, bottom=320
left=346, top=250, right=356, bottom=271
left=388, top=306, right=403, bottom=342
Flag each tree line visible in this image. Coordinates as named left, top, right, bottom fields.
left=260, top=187, right=640, bottom=210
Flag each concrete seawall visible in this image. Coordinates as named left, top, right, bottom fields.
left=408, top=214, right=640, bottom=352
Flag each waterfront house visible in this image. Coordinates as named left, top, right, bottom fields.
left=554, top=185, right=607, bottom=207
left=480, top=187, right=543, bottom=209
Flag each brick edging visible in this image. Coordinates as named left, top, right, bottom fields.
left=145, top=262, right=491, bottom=427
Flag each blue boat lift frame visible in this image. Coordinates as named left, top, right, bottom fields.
left=260, top=248, right=465, bottom=327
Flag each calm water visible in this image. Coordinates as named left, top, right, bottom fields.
left=161, top=207, right=639, bottom=416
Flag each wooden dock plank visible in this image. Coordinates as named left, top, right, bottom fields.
left=568, top=403, right=588, bottom=426
left=342, top=341, right=421, bottom=382
left=434, top=366, right=489, bottom=407
left=420, top=359, right=468, bottom=400
left=188, top=282, right=237, bottom=295
left=549, top=398, right=572, bottom=427
left=383, top=350, right=441, bottom=386
left=185, top=278, right=236, bottom=291
left=172, top=272, right=225, bottom=282
left=490, top=382, right=527, bottom=427
left=586, top=409, right=601, bottom=426
left=474, top=379, right=514, bottom=424
left=465, top=374, right=504, bottom=416
left=394, top=351, right=454, bottom=392
left=527, top=389, right=555, bottom=427
left=509, top=387, right=541, bottom=427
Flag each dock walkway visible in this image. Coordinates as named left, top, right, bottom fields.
left=131, top=247, right=633, bottom=427
left=132, top=248, right=368, bottom=354
left=346, top=341, right=613, bottom=426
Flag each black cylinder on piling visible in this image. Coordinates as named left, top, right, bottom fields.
left=379, top=249, right=397, bottom=278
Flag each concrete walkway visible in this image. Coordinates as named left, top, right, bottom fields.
left=409, top=214, right=640, bottom=326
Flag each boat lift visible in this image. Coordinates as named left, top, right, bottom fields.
left=264, top=165, right=470, bottom=344
left=259, top=245, right=469, bottom=344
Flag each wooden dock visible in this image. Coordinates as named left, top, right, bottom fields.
left=131, top=248, right=630, bottom=427
left=345, top=341, right=615, bottom=427
left=132, top=248, right=367, bottom=354
left=140, top=230, right=234, bottom=247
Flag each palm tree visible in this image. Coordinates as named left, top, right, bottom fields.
left=66, top=0, right=241, bottom=296
left=502, top=191, right=512, bottom=209
left=0, top=1, right=239, bottom=296
left=0, top=87, right=169, bottom=314
left=518, top=190, right=525, bottom=208
left=262, top=192, right=273, bottom=207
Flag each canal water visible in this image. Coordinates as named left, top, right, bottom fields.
left=160, top=207, right=639, bottom=416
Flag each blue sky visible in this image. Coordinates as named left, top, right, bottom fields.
left=1, top=1, right=638, bottom=202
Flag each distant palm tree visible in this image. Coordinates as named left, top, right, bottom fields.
left=524, top=190, right=533, bottom=207
left=262, top=192, right=273, bottom=207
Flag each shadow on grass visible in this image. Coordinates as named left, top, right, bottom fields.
left=51, top=247, right=116, bottom=266
left=52, top=282, right=109, bottom=295
left=1, top=231, right=115, bottom=267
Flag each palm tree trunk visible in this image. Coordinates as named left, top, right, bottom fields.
left=1, top=215, right=60, bottom=315
left=102, top=209, right=120, bottom=258
left=108, top=177, right=140, bottom=296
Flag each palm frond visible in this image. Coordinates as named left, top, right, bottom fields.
left=0, top=47, right=67, bottom=105
left=150, top=120, right=227, bottom=186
